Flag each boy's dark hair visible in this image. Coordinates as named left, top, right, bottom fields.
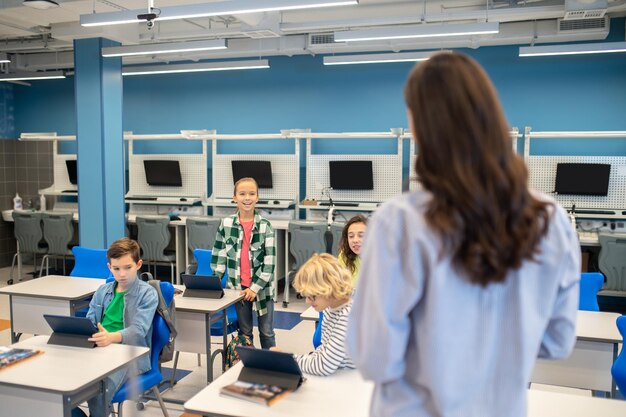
left=107, top=237, right=141, bottom=263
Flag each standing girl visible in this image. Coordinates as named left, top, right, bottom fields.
left=211, top=177, right=276, bottom=348
left=337, top=214, right=368, bottom=283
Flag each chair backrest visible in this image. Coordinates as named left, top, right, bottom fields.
left=330, top=223, right=344, bottom=256
left=193, top=248, right=228, bottom=287
left=42, top=213, right=74, bottom=256
left=12, top=211, right=44, bottom=253
left=70, top=246, right=111, bottom=278
left=136, top=216, right=172, bottom=262
left=598, top=234, right=626, bottom=291
left=611, top=315, right=626, bottom=394
left=579, top=272, right=604, bottom=311
left=288, top=221, right=327, bottom=271
left=187, top=217, right=221, bottom=251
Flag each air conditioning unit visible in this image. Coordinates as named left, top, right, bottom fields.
left=558, top=16, right=609, bottom=34
left=309, top=33, right=336, bottom=45
left=564, top=0, right=608, bottom=20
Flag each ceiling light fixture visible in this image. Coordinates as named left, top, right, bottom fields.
left=22, top=0, right=59, bottom=10
left=0, top=71, right=65, bottom=82
left=102, top=39, right=227, bottom=57
left=323, top=51, right=441, bottom=65
left=519, top=41, right=626, bottom=57
left=81, top=0, right=358, bottom=27
left=334, top=22, right=499, bottom=42
left=122, top=60, right=270, bottom=76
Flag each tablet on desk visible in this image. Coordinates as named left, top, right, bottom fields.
left=236, top=346, right=305, bottom=391
left=181, top=274, right=224, bottom=299
left=43, top=314, right=97, bottom=348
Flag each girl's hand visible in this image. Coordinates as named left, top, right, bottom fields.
left=240, top=288, right=257, bottom=301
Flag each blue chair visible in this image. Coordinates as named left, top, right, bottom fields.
left=579, top=272, right=604, bottom=312
left=111, top=281, right=174, bottom=417
left=70, top=246, right=111, bottom=279
left=313, top=312, right=323, bottom=348
left=611, top=315, right=626, bottom=396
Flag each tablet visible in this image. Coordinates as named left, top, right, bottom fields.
left=236, top=346, right=305, bottom=391
left=43, top=314, right=98, bottom=348
left=181, top=274, right=224, bottom=299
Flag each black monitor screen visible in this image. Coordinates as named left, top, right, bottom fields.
left=329, top=161, right=374, bottom=190
left=143, top=160, right=183, bottom=187
left=555, top=163, right=610, bottom=196
left=65, top=160, right=77, bottom=185
left=231, top=160, right=273, bottom=189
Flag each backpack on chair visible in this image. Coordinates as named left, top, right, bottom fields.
left=225, top=333, right=253, bottom=369
left=140, top=272, right=177, bottom=363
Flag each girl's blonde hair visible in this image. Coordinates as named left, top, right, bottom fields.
left=233, top=177, right=259, bottom=196
left=293, top=253, right=353, bottom=300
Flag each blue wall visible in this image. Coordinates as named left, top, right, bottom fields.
left=13, top=19, right=626, bottom=158
left=0, top=83, right=15, bottom=139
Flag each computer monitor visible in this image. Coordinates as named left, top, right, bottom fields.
left=554, top=163, right=611, bottom=196
left=143, top=160, right=183, bottom=187
left=329, top=160, right=374, bottom=190
left=231, top=160, right=273, bottom=189
left=65, top=160, right=77, bottom=185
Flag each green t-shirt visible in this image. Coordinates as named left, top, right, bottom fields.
left=101, top=290, right=125, bottom=333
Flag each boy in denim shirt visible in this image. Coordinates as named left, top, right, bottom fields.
left=73, top=238, right=158, bottom=417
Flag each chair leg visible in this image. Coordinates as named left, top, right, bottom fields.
left=151, top=386, right=170, bottom=417
left=8, top=253, right=18, bottom=284
left=39, top=255, right=48, bottom=277
left=197, top=353, right=201, bottom=367
left=170, top=351, right=180, bottom=387
left=170, top=262, right=174, bottom=284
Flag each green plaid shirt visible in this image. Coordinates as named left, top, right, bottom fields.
left=211, top=211, right=276, bottom=316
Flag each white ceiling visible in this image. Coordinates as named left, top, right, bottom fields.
left=2, top=0, right=626, bottom=72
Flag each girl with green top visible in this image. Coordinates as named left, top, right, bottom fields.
left=338, top=214, right=368, bottom=283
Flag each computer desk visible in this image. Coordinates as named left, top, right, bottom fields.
left=0, top=335, right=148, bottom=417
left=532, top=310, right=622, bottom=396
left=0, top=275, right=104, bottom=343
left=173, top=288, right=245, bottom=384
left=183, top=362, right=626, bottom=417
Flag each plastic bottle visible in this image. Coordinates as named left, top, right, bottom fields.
left=13, top=193, right=22, bottom=211
left=39, top=193, right=47, bottom=212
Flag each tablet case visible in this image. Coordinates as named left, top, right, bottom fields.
left=43, top=314, right=98, bottom=348
left=235, top=346, right=305, bottom=391
left=181, top=274, right=224, bottom=299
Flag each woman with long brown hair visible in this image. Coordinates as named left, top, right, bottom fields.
left=347, top=53, right=580, bottom=417
left=338, top=214, right=368, bottom=283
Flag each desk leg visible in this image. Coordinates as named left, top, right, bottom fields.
left=612, top=343, right=618, bottom=398
left=9, top=295, right=17, bottom=343
left=222, top=312, right=228, bottom=372
left=283, top=231, right=290, bottom=307
left=205, top=312, right=213, bottom=384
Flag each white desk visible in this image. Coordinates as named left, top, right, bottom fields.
left=184, top=362, right=374, bottom=417
left=0, top=275, right=104, bottom=343
left=527, top=389, right=626, bottom=417
left=300, top=306, right=319, bottom=322
left=174, top=289, right=245, bottom=383
left=532, top=310, right=622, bottom=396
left=0, top=335, right=148, bottom=417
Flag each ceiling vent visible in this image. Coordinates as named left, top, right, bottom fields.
left=564, top=0, right=608, bottom=20
left=242, top=29, right=280, bottom=39
left=558, top=16, right=609, bottom=33
left=309, top=33, right=335, bottom=45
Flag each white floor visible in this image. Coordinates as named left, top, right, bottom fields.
left=0, top=265, right=598, bottom=417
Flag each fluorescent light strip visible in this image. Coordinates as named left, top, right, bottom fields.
left=323, top=51, right=438, bottom=65
left=335, top=22, right=499, bottom=42
left=0, top=71, right=65, bottom=81
left=122, top=60, right=270, bottom=76
left=519, top=41, right=626, bottom=57
left=102, top=39, right=227, bottom=57
left=81, top=0, right=357, bottom=27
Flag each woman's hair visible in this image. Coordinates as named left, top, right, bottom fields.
left=107, top=237, right=141, bottom=263
left=404, top=52, right=551, bottom=286
left=233, top=177, right=259, bottom=196
left=338, top=215, right=368, bottom=274
left=293, top=253, right=353, bottom=300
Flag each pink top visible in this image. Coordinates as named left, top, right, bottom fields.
left=239, top=219, right=254, bottom=287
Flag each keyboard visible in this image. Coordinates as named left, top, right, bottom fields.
left=575, top=210, right=615, bottom=215
left=319, top=202, right=359, bottom=207
left=126, top=197, right=157, bottom=201
left=258, top=200, right=268, bottom=204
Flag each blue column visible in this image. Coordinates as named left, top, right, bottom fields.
left=74, top=38, right=125, bottom=248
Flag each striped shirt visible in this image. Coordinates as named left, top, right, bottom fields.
left=296, top=299, right=355, bottom=376
left=211, top=211, right=276, bottom=316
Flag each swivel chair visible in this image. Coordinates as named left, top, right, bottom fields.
left=39, top=212, right=74, bottom=276
left=579, top=272, right=604, bottom=312
left=9, top=211, right=47, bottom=285
left=136, top=216, right=176, bottom=283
